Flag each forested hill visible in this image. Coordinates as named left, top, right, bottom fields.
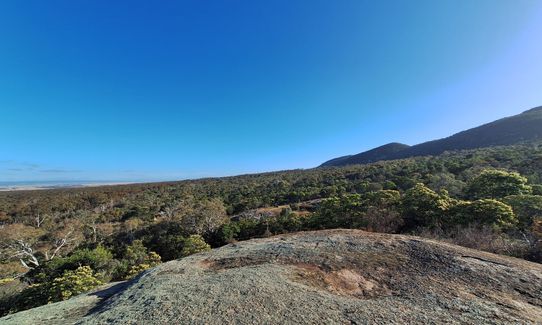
left=321, top=143, right=411, bottom=167
left=321, top=106, right=542, bottom=167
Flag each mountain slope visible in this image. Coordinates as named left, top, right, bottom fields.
left=321, top=143, right=410, bottom=167
left=322, top=106, right=542, bottom=167
left=2, top=230, right=541, bottom=324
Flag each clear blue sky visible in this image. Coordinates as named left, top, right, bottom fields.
left=1, top=1, right=542, bottom=182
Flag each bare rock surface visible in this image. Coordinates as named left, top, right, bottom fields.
left=2, top=229, right=542, bottom=324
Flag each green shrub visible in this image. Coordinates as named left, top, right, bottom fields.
left=181, top=235, right=211, bottom=257
left=467, top=169, right=532, bottom=199
left=308, top=194, right=363, bottom=229
left=48, top=266, right=103, bottom=301
left=402, top=183, right=451, bottom=229
left=219, top=222, right=241, bottom=243
left=363, top=190, right=401, bottom=208
left=503, top=195, right=542, bottom=229
left=450, top=199, right=517, bottom=229
left=126, top=264, right=152, bottom=279
left=24, top=245, right=114, bottom=285
left=123, top=240, right=149, bottom=266
left=114, top=240, right=162, bottom=279
left=269, top=212, right=302, bottom=234
left=124, top=252, right=161, bottom=279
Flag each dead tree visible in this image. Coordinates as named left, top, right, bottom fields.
left=44, top=230, right=76, bottom=261
left=6, top=239, right=40, bottom=270
left=34, top=213, right=47, bottom=228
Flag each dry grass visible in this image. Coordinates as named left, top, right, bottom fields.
left=416, top=225, right=531, bottom=259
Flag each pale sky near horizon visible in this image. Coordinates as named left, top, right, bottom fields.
left=1, top=1, right=542, bottom=182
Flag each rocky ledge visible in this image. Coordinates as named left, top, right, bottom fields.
left=2, top=229, right=541, bottom=324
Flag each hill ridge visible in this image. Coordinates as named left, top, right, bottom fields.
left=321, top=106, right=542, bottom=167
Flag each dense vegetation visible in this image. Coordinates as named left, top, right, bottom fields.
left=322, top=106, right=542, bottom=166
left=1, top=141, right=542, bottom=315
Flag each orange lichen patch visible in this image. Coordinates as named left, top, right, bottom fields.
left=198, top=259, right=214, bottom=270
left=291, top=264, right=391, bottom=299
left=330, top=269, right=376, bottom=295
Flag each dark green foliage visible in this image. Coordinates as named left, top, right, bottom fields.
left=132, top=221, right=187, bottom=261
left=4, top=247, right=114, bottom=314
left=363, top=190, right=401, bottom=208
left=123, top=240, right=150, bottom=266
left=532, top=184, right=542, bottom=195
left=358, top=190, right=403, bottom=232
left=122, top=205, right=155, bottom=222
left=217, top=222, right=241, bottom=243
left=402, top=184, right=451, bottom=229
left=235, top=219, right=267, bottom=241
left=467, top=170, right=532, bottom=199
left=449, top=199, right=517, bottom=229
left=181, top=235, right=211, bottom=257
left=1, top=143, right=541, bottom=229
left=116, top=240, right=162, bottom=279
left=268, top=210, right=303, bottom=234
left=24, top=246, right=114, bottom=285
left=307, top=195, right=363, bottom=229
left=503, top=195, right=542, bottom=229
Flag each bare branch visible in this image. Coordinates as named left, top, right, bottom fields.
left=34, top=213, right=47, bottom=228
left=5, top=239, right=40, bottom=269
left=47, top=230, right=75, bottom=261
